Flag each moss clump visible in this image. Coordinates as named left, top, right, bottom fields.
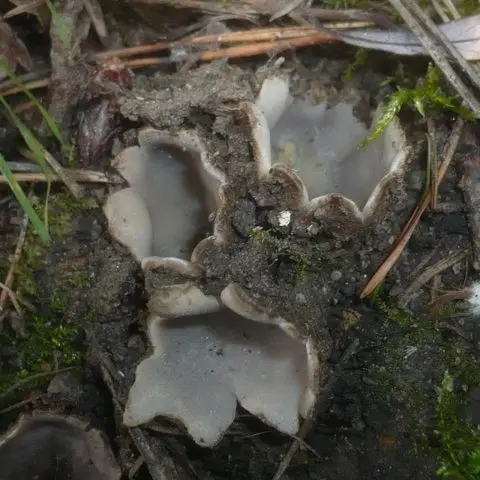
left=0, top=190, right=97, bottom=391
left=15, top=191, right=98, bottom=297
left=0, top=312, right=81, bottom=391
left=435, top=369, right=480, bottom=480
left=249, top=228, right=310, bottom=286
left=363, top=63, right=474, bottom=147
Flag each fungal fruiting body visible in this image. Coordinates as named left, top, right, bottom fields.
left=103, top=127, right=227, bottom=263
left=123, top=284, right=318, bottom=447
left=0, top=413, right=120, bottom=480
left=251, top=76, right=410, bottom=225
left=105, top=74, right=412, bottom=448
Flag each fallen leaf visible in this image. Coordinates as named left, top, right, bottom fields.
left=0, top=20, right=33, bottom=80
left=339, top=14, right=480, bottom=60
left=5, top=0, right=51, bottom=32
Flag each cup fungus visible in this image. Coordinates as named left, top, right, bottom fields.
left=104, top=127, right=320, bottom=446
left=0, top=413, right=120, bottom=480
left=123, top=281, right=318, bottom=447
left=105, top=73, right=411, bottom=448
left=103, top=127, right=226, bottom=263
left=249, top=76, right=411, bottom=225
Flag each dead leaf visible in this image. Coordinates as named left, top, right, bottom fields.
left=0, top=20, right=33, bottom=80
left=339, top=14, right=480, bottom=60
left=5, top=0, right=51, bottom=32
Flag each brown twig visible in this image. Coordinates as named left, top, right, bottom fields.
left=0, top=393, right=43, bottom=416
left=42, top=150, right=83, bottom=198
left=123, top=31, right=335, bottom=68
left=0, top=169, right=122, bottom=184
left=0, top=367, right=77, bottom=405
left=399, top=249, right=468, bottom=306
left=360, top=116, right=465, bottom=298
left=0, top=78, right=51, bottom=97
left=0, top=281, right=23, bottom=316
left=0, top=210, right=29, bottom=317
left=428, top=289, right=471, bottom=317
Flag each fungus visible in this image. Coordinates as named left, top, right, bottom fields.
left=0, top=413, right=120, bottom=480
left=250, top=76, right=410, bottom=223
left=104, top=127, right=226, bottom=263
left=123, top=282, right=319, bottom=448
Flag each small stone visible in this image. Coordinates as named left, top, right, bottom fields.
left=331, top=270, right=342, bottom=281
left=362, top=376, right=376, bottom=386
left=48, top=371, right=83, bottom=398
left=296, top=293, right=306, bottom=303
left=231, top=199, right=256, bottom=237
left=277, top=210, right=291, bottom=226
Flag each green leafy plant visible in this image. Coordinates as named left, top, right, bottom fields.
left=361, top=63, right=475, bottom=147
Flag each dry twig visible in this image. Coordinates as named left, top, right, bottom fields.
left=0, top=366, right=77, bottom=406
left=0, top=169, right=122, bottom=184
left=0, top=210, right=29, bottom=318
left=89, top=334, right=182, bottom=480
left=360, top=116, right=465, bottom=298
left=399, top=249, right=468, bottom=306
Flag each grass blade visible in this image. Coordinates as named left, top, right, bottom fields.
left=0, top=95, right=53, bottom=229
left=45, top=0, right=71, bottom=50
left=0, top=60, right=67, bottom=149
left=0, top=96, right=51, bottom=175
left=0, top=153, right=50, bottom=245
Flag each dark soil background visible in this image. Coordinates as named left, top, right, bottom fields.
left=0, top=2, right=479, bottom=480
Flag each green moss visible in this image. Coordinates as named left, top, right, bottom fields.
left=0, top=190, right=97, bottom=391
left=362, top=63, right=474, bottom=148
left=68, top=271, right=91, bottom=288
left=0, top=312, right=81, bottom=391
left=456, top=0, right=480, bottom=16
left=15, top=191, right=98, bottom=297
left=343, top=48, right=368, bottom=82
left=250, top=228, right=310, bottom=286
left=435, top=370, right=480, bottom=480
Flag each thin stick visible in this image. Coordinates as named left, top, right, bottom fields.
left=42, top=150, right=83, bottom=199
left=124, top=31, right=335, bottom=68
left=0, top=394, right=42, bottom=416
left=431, top=0, right=450, bottom=23
left=0, top=169, right=122, bottom=184
left=388, top=0, right=480, bottom=117
left=0, top=367, right=77, bottom=404
left=400, top=249, right=468, bottom=306
left=0, top=78, right=51, bottom=97
left=400, top=0, right=480, bottom=93
left=0, top=211, right=29, bottom=316
left=0, top=281, right=23, bottom=316
left=272, top=418, right=314, bottom=480
left=426, top=117, right=438, bottom=209
left=360, top=116, right=465, bottom=298
left=95, top=26, right=320, bottom=60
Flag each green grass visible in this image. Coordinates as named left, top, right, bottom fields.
left=0, top=61, right=74, bottom=245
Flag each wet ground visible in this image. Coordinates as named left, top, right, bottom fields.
left=1, top=7, right=480, bottom=480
